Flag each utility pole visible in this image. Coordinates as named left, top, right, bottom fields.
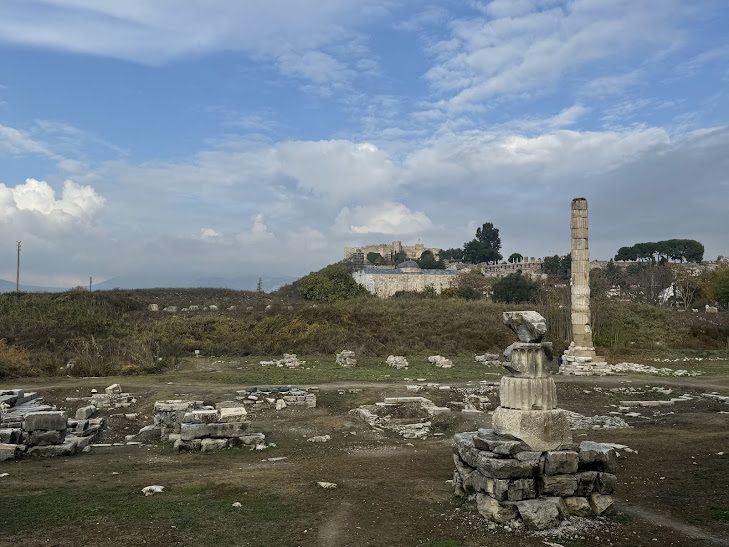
left=89, top=276, right=92, bottom=292
left=16, top=241, right=21, bottom=294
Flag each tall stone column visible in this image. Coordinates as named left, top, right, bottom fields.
left=562, top=198, right=607, bottom=374
left=569, top=198, right=596, bottom=358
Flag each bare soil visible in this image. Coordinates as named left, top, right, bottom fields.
left=1, top=371, right=729, bottom=547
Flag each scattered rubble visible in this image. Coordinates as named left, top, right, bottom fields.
left=336, top=350, right=357, bottom=367
left=386, top=355, right=409, bottom=369
left=129, top=400, right=270, bottom=453
left=260, top=354, right=305, bottom=368
left=142, top=485, right=165, bottom=496
left=66, top=384, right=136, bottom=410
left=0, top=388, right=105, bottom=460
left=428, top=355, right=454, bottom=368
left=351, top=396, right=450, bottom=439
left=235, top=386, right=317, bottom=410
left=564, top=411, right=629, bottom=430
left=307, top=435, right=331, bottom=443
left=475, top=354, right=502, bottom=366
left=606, top=363, right=703, bottom=377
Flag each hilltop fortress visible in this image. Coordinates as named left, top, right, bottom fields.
left=344, top=241, right=442, bottom=262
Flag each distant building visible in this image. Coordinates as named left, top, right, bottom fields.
left=480, top=257, right=546, bottom=280
left=352, top=261, right=457, bottom=298
left=344, top=241, right=442, bottom=262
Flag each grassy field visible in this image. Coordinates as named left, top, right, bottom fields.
left=1, top=288, right=728, bottom=379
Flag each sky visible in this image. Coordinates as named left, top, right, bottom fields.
left=0, top=0, right=728, bottom=288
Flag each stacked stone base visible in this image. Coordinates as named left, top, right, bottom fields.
left=561, top=344, right=611, bottom=376
left=453, top=430, right=616, bottom=530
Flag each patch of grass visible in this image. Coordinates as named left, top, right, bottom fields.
left=710, top=507, right=729, bottom=522
left=426, top=539, right=462, bottom=547
left=0, top=482, right=294, bottom=544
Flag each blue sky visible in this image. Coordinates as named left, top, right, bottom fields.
left=0, top=0, right=728, bottom=287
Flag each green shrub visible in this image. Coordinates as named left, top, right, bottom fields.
left=297, top=264, right=369, bottom=303
left=492, top=273, right=538, bottom=303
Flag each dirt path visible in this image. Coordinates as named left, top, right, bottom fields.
left=619, top=502, right=729, bottom=546
left=317, top=500, right=352, bottom=546
left=7, top=374, right=729, bottom=394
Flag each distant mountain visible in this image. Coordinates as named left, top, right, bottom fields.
left=93, top=274, right=296, bottom=291
left=0, top=279, right=66, bottom=293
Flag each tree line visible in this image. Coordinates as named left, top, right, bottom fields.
left=614, top=239, right=704, bottom=263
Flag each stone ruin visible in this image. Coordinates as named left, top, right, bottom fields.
left=336, top=350, right=357, bottom=367
left=260, top=354, right=305, bottom=368
left=452, top=311, right=618, bottom=530
left=65, top=383, right=136, bottom=409
left=475, top=353, right=502, bottom=366
left=386, top=355, right=409, bottom=369
left=1, top=388, right=105, bottom=461
left=236, top=386, right=317, bottom=410
left=351, top=396, right=450, bottom=439
left=428, top=355, right=453, bottom=368
left=130, top=400, right=268, bottom=452
left=561, top=198, right=610, bottom=375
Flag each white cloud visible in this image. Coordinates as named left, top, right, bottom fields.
left=425, top=0, right=682, bottom=110
left=0, top=1, right=386, bottom=91
left=0, top=124, right=52, bottom=156
left=0, top=178, right=105, bottom=227
left=236, top=213, right=275, bottom=244
left=198, top=227, right=223, bottom=241
left=273, top=140, right=397, bottom=202
left=337, top=202, right=433, bottom=235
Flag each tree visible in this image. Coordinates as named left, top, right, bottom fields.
left=441, top=248, right=463, bottom=261
left=492, top=272, right=538, bottom=304
left=298, top=264, right=369, bottom=303
left=702, top=266, right=729, bottom=309
left=256, top=277, right=263, bottom=293
left=542, top=254, right=570, bottom=279
left=392, top=250, right=408, bottom=265
left=462, top=222, right=503, bottom=264
left=476, top=222, right=501, bottom=251
left=417, top=250, right=445, bottom=269
left=614, top=239, right=704, bottom=263
left=508, top=253, right=523, bottom=263
left=673, top=270, right=701, bottom=309
left=455, top=269, right=490, bottom=300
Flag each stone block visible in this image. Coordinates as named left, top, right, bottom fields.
left=596, top=472, right=617, bottom=494
left=543, top=450, right=579, bottom=475
left=515, top=498, right=563, bottom=530
left=564, top=496, right=594, bottom=517
left=476, top=493, right=518, bottom=524
left=0, top=428, right=21, bottom=444
left=23, top=411, right=67, bottom=432
left=180, top=423, right=211, bottom=440
left=28, top=429, right=65, bottom=446
left=579, top=441, right=617, bottom=472
left=183, top=410, right=220, bottom=424
left=473, top=433, right=528, bottom=456
left=506, top=478, right=537, bottom=501
left=588, top=493, right=614, bottom=515
left=154, top=400, right=193, bottom=413
left=476, top=454, right=536, bottom=479
left=136, top=424, right=163, bottom=442
left=574, top=471, right=598, bottom=496
left=105, top=384, right=122, bottom=395
left=502, top=311, right=547, bottom=342
left=201, top=438, right=229, bottom=452
left=173, top=438, right=202, bottom=452
left=492, top=408, right=572, bottom=451
left=539, top=474, right=577, bottom=496
left=207, top=422, right=249, bottom=438
left=462, top=470, right=493, bottom=495
left=27, top=441, right=76, bottom=457
left=75, top=405, right=97, bottom=420
left=218, top=407, right=247, bottom=423
left=515, top=451, right=542, bottom=464
left=0, top=443, right=17, bottom=461
left=240, top=433, right=266, bottom=446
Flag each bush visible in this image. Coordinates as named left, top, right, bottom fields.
left=492, top=273, right=538, bottom=303
left=0, top=339, right=36, bottom=378
left=297, top=264, right=369, bottom=303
